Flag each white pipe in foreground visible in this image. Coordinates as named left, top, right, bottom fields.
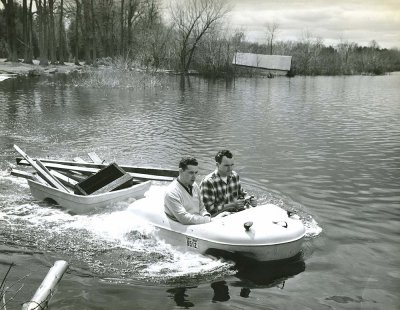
left=22, top=260, right=69, bottom=310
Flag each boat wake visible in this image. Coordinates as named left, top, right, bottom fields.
left=0, top=172, right=234, bottom=284
left=1, top=172, right=321, bottom=286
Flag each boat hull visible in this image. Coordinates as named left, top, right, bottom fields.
left=28, top=179, right=151, bottom=214
left=152, top=226, right=304, bottom=261
left=130, top=197, right=306, bottom=262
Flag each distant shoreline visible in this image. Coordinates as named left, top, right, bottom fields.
left=1, top=59, right=398, bottom=81
left=0, top=59, right=82, bottom=78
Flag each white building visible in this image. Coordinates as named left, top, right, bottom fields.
left=233, top=53, right=292, bottom=76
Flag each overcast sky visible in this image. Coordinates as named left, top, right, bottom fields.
left=226, top=0, right=400, bottom=49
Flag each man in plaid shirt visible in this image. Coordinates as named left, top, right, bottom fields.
left=200, top=150, right=257, bottom=216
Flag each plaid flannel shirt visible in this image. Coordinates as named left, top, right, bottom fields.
left=200, top=169, right=247, bottom=215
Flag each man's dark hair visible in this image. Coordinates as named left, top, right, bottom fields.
left=179, top=157, right=198, bottom=170
left=215, top=150, right=233, bottom=164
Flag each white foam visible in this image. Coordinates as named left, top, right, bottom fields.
left=143, top=243, right=232, bottom=277
left=64, top=209, right=156, bottom=242
left=304, top=217, right=323, bottom=237
left=0, top=169, right=30, bottom=188
left=0, top=211, right=11, bottom=224
left=0, top=74, right=14, bottom=81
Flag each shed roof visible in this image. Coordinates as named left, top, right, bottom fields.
left=233, top=53, right=292, bottom=71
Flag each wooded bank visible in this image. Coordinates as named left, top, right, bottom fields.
left=1, top=0, right=399, bottom=77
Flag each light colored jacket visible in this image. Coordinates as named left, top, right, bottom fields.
left=164, top=180, right=211, bottom=225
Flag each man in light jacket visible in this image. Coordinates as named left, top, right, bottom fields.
left=164, top=157, right=211, bottom=225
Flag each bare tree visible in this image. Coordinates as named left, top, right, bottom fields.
left=265, top=21, right=279, bottom=55
left=337, top=38, right=356, bottom=74
left=35, top=0, right=49, bottom=65
left=120, top=0, right=125, bottom=54
left=81, top=0, right=96, bottom=64
left=26, top=0, right=34, bottom=63
left=94, top=0, right=116, bottom=57
left=169, top=0, right=230, bottom=74
left=49, top=0, right=57, bottom=64
left=132, top=0, right=169, bottom=70
left=118, top=0, right=142, bottom=57
left=22, top=0, right=30, bottom=63
left=295, top=30, right=323, bottom=75
left=74, top=0, right=81, bottom=65
left=90, top=0, right=96, bottom=63
left=232, top=30, right=245, bottom=52
left=1, top=0, right=18, bottom=62
left=126, top=0, right=141, bottom=54
left=58, top=0, right=65, bottom=64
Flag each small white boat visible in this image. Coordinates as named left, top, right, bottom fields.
left=11, top=146, right=175, bottom=214
left=129, top=195, right=306, bottom=262
left=28, top=179, right=151, bottom=214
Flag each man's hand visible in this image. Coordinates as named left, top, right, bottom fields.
left=213, top=198, right=250, bottom=217
left=244, top=195, right=257, bottom=207
left=235, top=198, right=246, bottom=209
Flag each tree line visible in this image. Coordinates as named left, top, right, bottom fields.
left=1, top=0, right=399, bottom=77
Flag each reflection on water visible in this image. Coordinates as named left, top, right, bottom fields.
left=167, top=287, right=196, bottom=308
left=233, top=254, right=306, bottom=287
left=211, top=281, right=230, bottom=302
left=167, top=255, right=306, bottom=307
left=167, top=282, right=232, bottom=307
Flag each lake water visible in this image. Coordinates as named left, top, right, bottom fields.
left=0, top=71, right=399, bottom=309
